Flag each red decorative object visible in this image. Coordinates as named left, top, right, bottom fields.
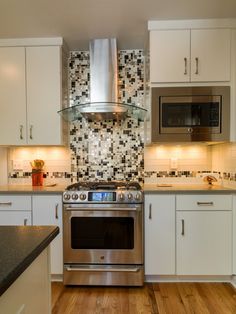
left=32, top=171, right=44, bottom=186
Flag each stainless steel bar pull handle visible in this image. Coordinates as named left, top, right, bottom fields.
left=181, top=219, right=185, bottom=236
left=149, top=203, right=152, bottom=219
left=29, top=125, right=33, bottom=140
left=65, top=207, right=138, bottom=212
left=197, top=202, right=214, bottom=206
left=66, top=266, right=140, bottom=273
left=20, top=125, right=23, bottom=140
left=0, top=202, right=12, bottom=206
left=184, top=57, right=187, bottom=75
left=195, top=57, right=199, bottom=75
left=24, top=218, right=28, bottom=226
left=55, top=203, right=59, bottom=219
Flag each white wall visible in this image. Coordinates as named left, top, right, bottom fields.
left=8, top=147, right=71, bottom=185
left=212, top=142, right=236, bottom=173
left=144, top=144, right=212, bottom=172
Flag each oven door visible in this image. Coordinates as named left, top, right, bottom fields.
left=63, top=203, right=143, bottom=265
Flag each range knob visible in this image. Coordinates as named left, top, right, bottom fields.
left=135, top=193, right=141, bottom=201
left=79, top=193, right=87, bottom=201
left=119, top=192, right=125, bottom=201
left=72, top=193, right=79, bottom=200
left=64, top=193, right=71, bottom=201
left=127, top=193, right=133, bottom=200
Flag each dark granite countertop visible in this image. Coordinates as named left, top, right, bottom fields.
left=0, top=225, right=59, bottom=297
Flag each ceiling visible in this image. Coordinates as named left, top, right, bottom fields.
left=0, top=0, right=236, bottom=51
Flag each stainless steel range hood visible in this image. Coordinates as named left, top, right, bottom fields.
left=58, top=38, right=147, bottom=122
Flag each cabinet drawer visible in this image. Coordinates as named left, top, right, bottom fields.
left=176, top=194, right=232, bottom=211
left=0, top=195, right=31, bottom=211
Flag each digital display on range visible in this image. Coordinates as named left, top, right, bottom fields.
left=88, top=192, right=116, bottom=202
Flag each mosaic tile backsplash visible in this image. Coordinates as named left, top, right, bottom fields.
left=69, top=50, right=145, bottom=182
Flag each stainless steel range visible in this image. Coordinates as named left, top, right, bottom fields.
left=63, top=181, right=144, bottom=286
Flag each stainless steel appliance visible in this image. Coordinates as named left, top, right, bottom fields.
left=63, top=181, right=144, bottom=286
left=58, top=38, right=147, bottom=122
left=151, top=86, right=230, bottom=142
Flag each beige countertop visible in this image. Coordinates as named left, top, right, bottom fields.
left=143, top=184, right=236, bottom=193
left=0, top=183, right=235, bottom=194
left=0, top=184, right=66, bottom=194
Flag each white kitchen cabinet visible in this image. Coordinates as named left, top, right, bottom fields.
left=190, top=29, right=231, bottom=82
left=32, top=195, right=63, bottom=275
left=145, top=194, right=175, bottom=276
left=150, top=30, right=190, bottom=83
left=150, top=28, right=231, bottom=83
left=176, top=194, right=232, bottom=275
left=233, top=195, right=236, bottom=275
left=0, top=39, right=67, bottom=145
left=0, top=195, right=32, bottom=225
left=26, top=46, right=63, bottom=145
left=0, top=249, right=51, bottom=314
left=0, top=47, right=27, bottom=145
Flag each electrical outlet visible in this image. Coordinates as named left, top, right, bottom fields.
left=170, top=158, right=178, bottom=170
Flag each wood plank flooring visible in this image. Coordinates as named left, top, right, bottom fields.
left=52, top=282, right=236, bottom=314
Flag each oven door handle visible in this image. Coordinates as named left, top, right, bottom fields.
left=64, top=207, right=139, bottom=212
left=65, top=266, right=140, bottom=272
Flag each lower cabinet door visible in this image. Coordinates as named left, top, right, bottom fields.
left=145, top=194, right=175, bottom=275
left=32, top=195, right=63, bottom=275
left=0, top=211, right=31, bottom=225
left=177, top=211, right=232, bottom=275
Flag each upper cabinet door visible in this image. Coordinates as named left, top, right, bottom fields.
left=26, top=46, right=62, bottom=145
left=0, top=47, right=27, bottom=145
left=191, top=29, right=231, bottom=82
left=150, top=30, right=190, bottom=83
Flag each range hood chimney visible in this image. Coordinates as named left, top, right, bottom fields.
left=58, top=38, right=147, bottom=122
left=90, top=38, right=118, bottom=107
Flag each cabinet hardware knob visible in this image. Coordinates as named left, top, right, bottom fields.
left=30, top=125, right=33, bottom=140
left=184, top=57, right=187, bottom=75
left=20, top=125, right=23, bottom=140
left=149, top=203, right=152, bottom=219
left=55, top=203, right=59, bottom=219
left=195, top=57, right=199, bottom=75
left=181, top=219, right=185, bottom=236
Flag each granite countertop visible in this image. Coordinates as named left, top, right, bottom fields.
left=143, top=184, right=236, bottom=193
left=0, top=225, right=59, bottom=296
left=0, top=184, right=66, bottom=194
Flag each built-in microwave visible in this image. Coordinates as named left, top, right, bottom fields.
left=151, top=86, right=230, bottom=142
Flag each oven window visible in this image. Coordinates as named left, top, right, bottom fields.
left=71, top=217, right=134, bottom=249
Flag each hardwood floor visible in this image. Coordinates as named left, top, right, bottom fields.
left=52, top=282, right=236, bottom=314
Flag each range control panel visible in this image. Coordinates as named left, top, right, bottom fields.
left=63, top=190, right=143, bottom=204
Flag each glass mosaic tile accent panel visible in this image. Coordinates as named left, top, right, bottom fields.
left=69, top=50, right=145, bottom=182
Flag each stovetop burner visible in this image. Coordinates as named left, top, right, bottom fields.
left=66, top=181, right=142, bottom=191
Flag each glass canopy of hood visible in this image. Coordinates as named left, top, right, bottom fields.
left=58, top=102, right=147, bottom=122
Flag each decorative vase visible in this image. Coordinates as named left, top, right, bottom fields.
left=32, top=170, right=44, bottom=186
